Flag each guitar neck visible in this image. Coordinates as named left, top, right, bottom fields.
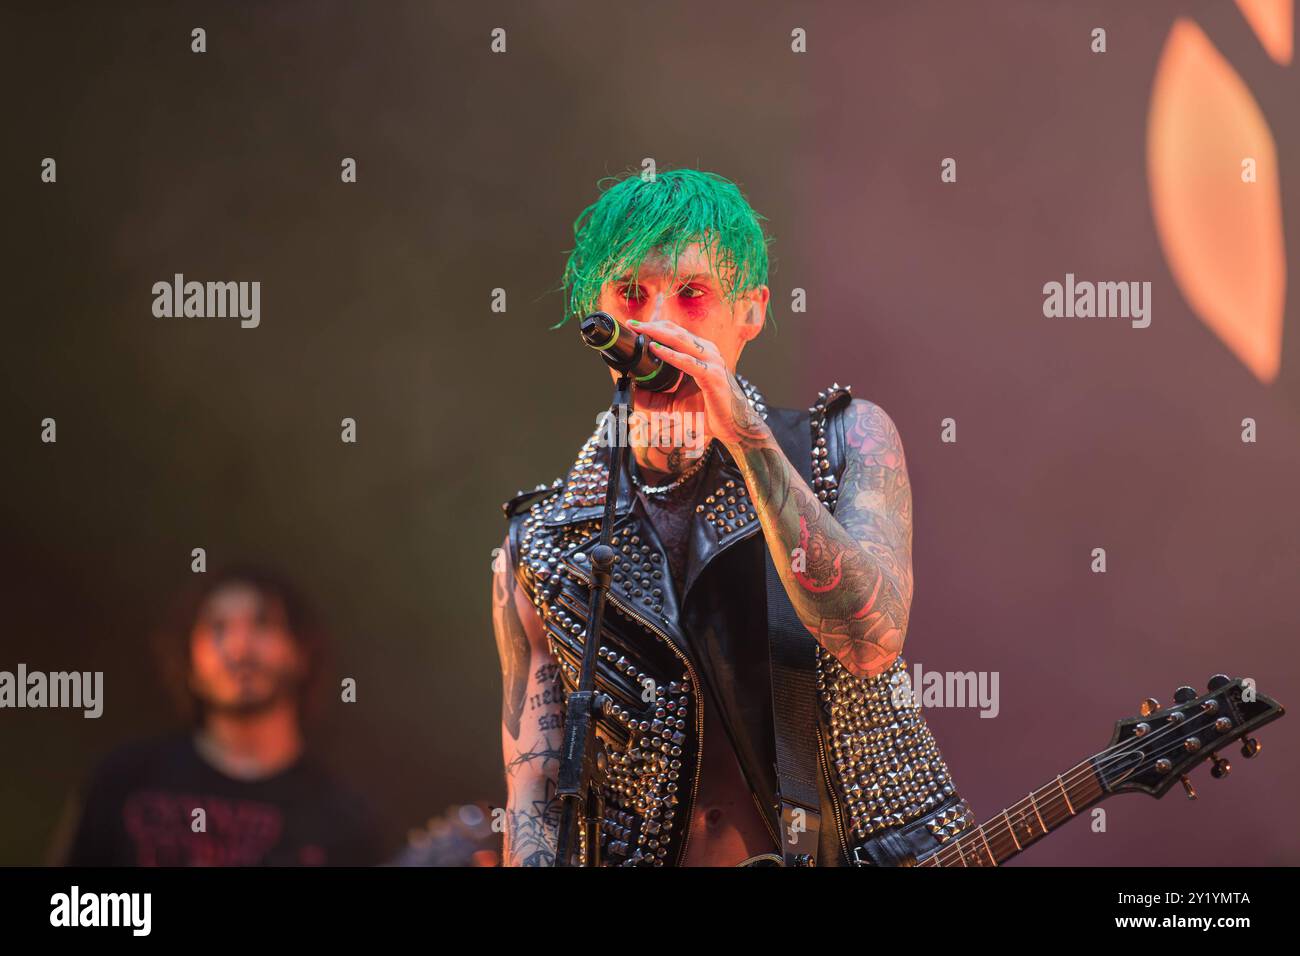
left=919, top=758, right=1107, bottom=867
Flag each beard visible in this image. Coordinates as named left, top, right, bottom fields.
left=194, top=665, right=301, bottom=718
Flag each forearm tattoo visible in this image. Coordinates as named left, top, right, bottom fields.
left=727, top=371, right=770, bottom=445
left=733, top=398, right=914, bottom=680
left=504, top=734, right=564, bottom=867
left=503, top=684, right=565, bottom=865
left=493, top=554, right=566, bottom=865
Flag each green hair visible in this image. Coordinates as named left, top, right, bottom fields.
left=554, top=167, right=773, bottom=328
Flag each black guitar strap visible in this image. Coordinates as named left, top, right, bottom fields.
left=757, top=396, right=969, bottom=868
left=761, top=405, right=824, bottom=866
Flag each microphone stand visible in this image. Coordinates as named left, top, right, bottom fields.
left=554, top=370, right=632, bottom=867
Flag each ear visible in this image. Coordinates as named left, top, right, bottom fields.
left=736, top=285, right=769, bottom=344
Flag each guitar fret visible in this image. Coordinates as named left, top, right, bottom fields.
left=984, top=815, right=1016, bottom=863
left=912, top=682, right=1288, bottom=867
left=1056, top=775, right=1076, bottom=815
left=1002, top=809, right=1022, bottom=851
left=1028, top=790, right=1046, bottom=833
left=924, top=763, right=1106, bottom=866
left=976, top=825, right=996, bottom=866
left=1009, top=799, right=1043, bottom=843
left=1038, top=785, right=1071, bottom=830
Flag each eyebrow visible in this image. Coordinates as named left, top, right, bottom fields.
left=614, top=272, right=713, bottom=285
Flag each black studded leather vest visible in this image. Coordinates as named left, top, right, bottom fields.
left=502, top=379, right=975, bottom=866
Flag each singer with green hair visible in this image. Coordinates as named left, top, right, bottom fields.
left=493, top=164, right=966, bottom=868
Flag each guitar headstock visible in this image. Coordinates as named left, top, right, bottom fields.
left=1098, top=675, right=1285, bottom=798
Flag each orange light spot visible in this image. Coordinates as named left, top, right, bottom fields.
left=1236, top=0, right=1293, bottom=65
left=1147, top=17, right=1286, bottom=383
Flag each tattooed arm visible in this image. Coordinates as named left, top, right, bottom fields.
left=492, top=533, right=566, bottom=866
left=729, top=398, right=913, bottom=680
left=628, top=308, right=914, bottom=681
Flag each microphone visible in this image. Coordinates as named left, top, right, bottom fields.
left=579, top=311, right=684, bottom=393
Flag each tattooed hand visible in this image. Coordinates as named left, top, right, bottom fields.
left=627, top=292, right=772, bottom=451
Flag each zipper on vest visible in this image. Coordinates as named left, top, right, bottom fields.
left=563, top=560, right=704, bottom=867
left=701, top=680, right=783, bottom=855
left=815, top=721, right=852, bottom=865
left=570, top=559, right=782, bottom=862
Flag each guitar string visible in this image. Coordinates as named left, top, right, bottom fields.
left=923, top=715, right=1205, bottom=867
left=925, top=709, right=1225, bottom=866
left=924, top=711, right=1219, bottom=866
left=919, top=708, right=1208, bottom=866
left=927, top=709, right=1229, bottom=866
left=924, top=708, right=1232, bottom=866
left=929, top=703, right=1220, bottom=860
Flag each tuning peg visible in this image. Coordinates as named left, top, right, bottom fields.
left=1240, top=737, right=1262, bottom=759
left=1207, top=674, right=1231, bottom=691
left=1139, top=697, right=1161, bottom=716
left=1179, top=775, right=1197, bottom=800
left=1173, top=686, right=1198, bottom=703
left=1210, top=752, right=1231, bottom=778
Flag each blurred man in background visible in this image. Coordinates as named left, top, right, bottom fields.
left=52, top=565, right=384, bottom=866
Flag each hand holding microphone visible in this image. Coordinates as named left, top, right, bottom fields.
left=579, top=310, right=684, bottom=393
left=586, top=293, right=770, bottom=451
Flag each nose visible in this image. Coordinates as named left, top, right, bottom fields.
left=216, top=622, right=255, bottom=662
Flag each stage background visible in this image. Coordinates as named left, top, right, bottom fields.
left=3, top=0, right=1297, bottom=865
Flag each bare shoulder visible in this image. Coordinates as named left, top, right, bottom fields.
left=492, top=532, right=546, bottom=652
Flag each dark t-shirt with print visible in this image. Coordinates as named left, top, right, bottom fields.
left=64, top=734, right=383, bottom=866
